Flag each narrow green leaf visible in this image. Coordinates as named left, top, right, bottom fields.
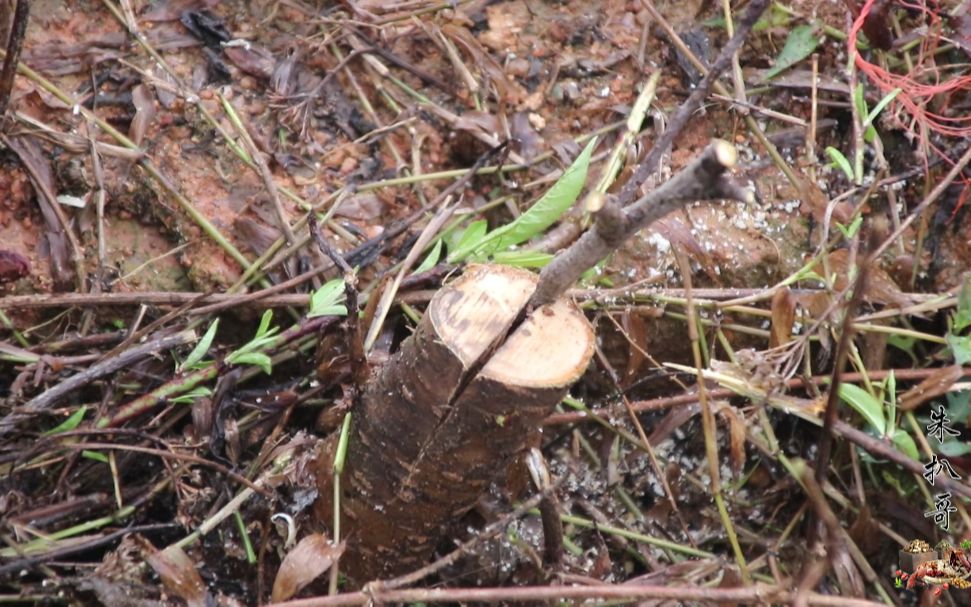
left=458, top=138, right=597, bottom=261
left=255, top=310, right=273, bottom=338
left=82, top=450, right=109, bottom=463
left=946, top=333, right=971, bottom=366
left=230, top=351, right=273, bottom=374
left=853, top=83, right=868, bottom=122
left=309, top=278, right=348, bottom=318
left=839, top=383, right=885, bottom=434
left=953, top=274, right=971, bottom=332
left=446, top=219, right=489, bottom=262
left=169, top=386, right=213, bottom=405
left=333, top=412, right=353, bottom=474
left=891, top=430, right=919, bottom=460
left=885, top=370, right=897, bottom=435
left=763, top=25, right=820, bottom=80
left=487, top=137, right=596, bottom=251
left=939, top=439, right=971, bottom=458
left=42, top=406, right=87, bottom=436
left=180, top=319, right=219, bottom=372
left=835, top=216, right=863, bottom=240
left=413, top=239, right=443, bottom=275
left=825, top=146, right=854, bottom=181
left=863, top=88, right=901, bottom=130
left=490, top=250, right=554, bottom=268
left=234, top=511, right=257, bottom=564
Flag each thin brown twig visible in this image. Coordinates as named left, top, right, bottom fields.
left=55, top=442, right=273, bottom=497
left=308, top=214, right=368, bottom=388
left=0, top=330, right=197, bottom=440
left=543, top=366, right=971, bottom=426
left=815, top=227, right=873, bottom=488
left=0, top=523, right=177, bottom=577
left=0, top=0, right=28, bottom=117
left=266, top=582, right=885, bottom=606
left=675, top=248, right=749, bottom=583
left=617, top=0, right=769, bottom=206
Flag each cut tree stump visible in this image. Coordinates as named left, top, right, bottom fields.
left=316, top=264, right=594, bottom=583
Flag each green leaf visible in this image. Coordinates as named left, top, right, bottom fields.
left=885, top=370, right=897, bottom=433
left=853, top=84, right=868, bottom=125
left=835, top=216, right=863, bottom=240
left=946, top=389, right=971, bottom=421
left=180, top=319, right=218, bottom=372
left=487, top=137, right=596, bottom=251
left=863, top=88, right=901, bottom=132
left=946, top=332, right=971, bottom=366
left=42, top=406, right=87, bottom=436
left=852, top=84, right=879, bottom=143
left=954, top=274, right=971, bottom=332
left=309, top=278, right=348, bottom=318
left=229, top=351, right=273, bottom=374
left=839, top=383, right=885, bottom=435
left=763, top=25, right=820, bottom=80
left=82, top=450, right=109, bottom=463
left=892, top=429, right=919, bottom=460
left=446, top=219, right=489, bottom=262
left=887, top=334, right=917, bottom=358
left=753, top=4, right=794, bottom=32
left=413, top=239, right=443, bottom=275
left=169, top=386, right=213, bottom=405
left=452, top=138, right=597, bottom=261
left=255, top=310, right=273, bottom=339
left=938, top=439, right=971, bottom=458
left=490, top=250, right=554, bottom=268
left=825, top=146, right=855, bottom=181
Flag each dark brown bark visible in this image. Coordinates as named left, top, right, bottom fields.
left=316, top=265, right=593, bottom=583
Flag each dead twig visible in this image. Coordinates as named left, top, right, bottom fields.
left=530, top=140, right=752, bottom=308
left=814, top=225, right=874, bottom=488
left=308, top=214, right=368, bottom=388
left=616, top=0, right=769, bottom=205
left=0, top=330, right=197, bottom=440
left=265, top=582, right=884, bottom=606
left=0, top=0, right=28, bottom=117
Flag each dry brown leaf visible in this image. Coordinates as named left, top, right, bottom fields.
left=129, top=84, right=156, bottom=148
left=769, top=287, right=796, bottom=348
left=4, top=135, right=75, bottom=290
left=720, top=405, right=747, bottom=478
left=145, top=545, right=208, bottom=607
left=653, top=218, right=718, bottom=282
left=453, top=111, right=500, bottom=138
left=820, top=249, right=914, bottom=308
left=795, top=172, right=853, bottom=226
left=0, top=250, right=30, bottom=283
left=621, top=309, right=648, bottom=388
left=141, top=0, right=218, bottom=22
left=271, top=533, right=345, bottom=602
left=847, top=505, right=881, bottom=556
left=899, top=365, right=964, bottom=412
left=224, top=44, right=276, bottom=79
left=509, top=111, right=544, bottom=161
left=442, top=24, right=514, bottom=107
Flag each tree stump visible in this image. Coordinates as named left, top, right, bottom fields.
left=316, top=264, right=594, bottom=583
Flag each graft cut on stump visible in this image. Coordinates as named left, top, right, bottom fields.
left=316, top=264, right=594, bottom=583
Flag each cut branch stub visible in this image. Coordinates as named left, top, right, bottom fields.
left=316, top=264, right=594, bottom=583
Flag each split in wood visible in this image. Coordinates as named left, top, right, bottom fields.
left=317, top=264, right=594, bottom=582
left=317, top=139, right=753, bottom=583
